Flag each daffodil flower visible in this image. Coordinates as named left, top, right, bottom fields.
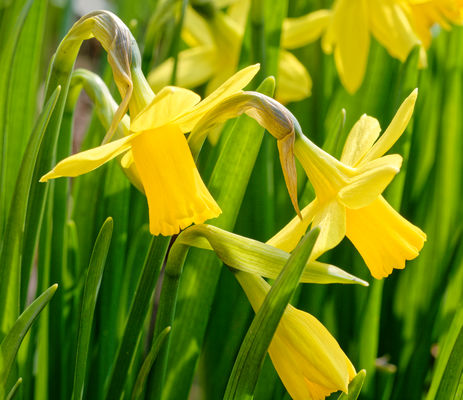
left=41, top=65, right=260, bottom=236
left=268, top=90, right=426, bottom=279
left=282, top=0, right=427, bottom=93
left=405, top=0, right=463, bottom=48
left=148, top=0, right=311, bottom=105
left=235, top=271, right=356, bottom=400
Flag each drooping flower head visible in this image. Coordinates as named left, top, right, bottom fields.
left=235, top=271, right=356, bottom=400
left=268, top=90, right=426, bottom=279
left=41, top=65, right=260, bottom=236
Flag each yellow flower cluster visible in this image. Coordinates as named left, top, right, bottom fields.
left=283, top=0, right=463, bottom=92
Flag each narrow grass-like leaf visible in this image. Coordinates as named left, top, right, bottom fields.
left=427, top=306, right=463, bottom=400
left=0, top=284, right=58, bottom=398
left=0, top=86, right=61, bottom=337
left=224, top=228, right=319, bottom=399
left=104, top=235, right=170, bottom=400
left=337, top=370, right=366, bottom=400
left=72, top=218, right=113, bottom=400
left=130, top=326, right=171, bottom=400
left=0, top=0, right=33, bottom=233
left=6, top=377, right=22, bottom=400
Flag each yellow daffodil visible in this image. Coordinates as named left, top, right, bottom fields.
left=235, top=271, right=356, bottom=400
left=405, top=0, right=463, bottom=47
left=268, top=90, right=426, bottom=279
left=282, top=0, right=427, bottom=93
left=148, top=1, right=311, bottom=105
left=41, top=65, right=260, bottom=236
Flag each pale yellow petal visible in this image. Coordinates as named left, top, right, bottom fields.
left=182, top=5, right=214, bottom=46
left=147, top=46, right=217, bottom=93
left=338, top=155, right=402, bottom=209
left=266, top=200, right=318, bottom=252
left=311, top=200, right=346, bottom=259
left=276, top=50, right=312, bottom=103
left=176, top=64, right=260, bottom=132
left=363, top=89, right=417, bottom=162
left=340, top=114, right=381, bottom=167
left=40, top=135, right=133, bottom=182
left=131, top=126, right=221, bottom=236
left=282, top=9, right=332, bottom=49
left=346, top=196, right=426, bottom=279
left=369, top=0, right=422, bottom=62
left=332, top=0, right=370, bottom=93
left=227, top=0, right=249, bottom=33
left=131, top=86, right=201, bottom=132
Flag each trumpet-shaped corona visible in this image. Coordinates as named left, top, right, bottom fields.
left=41, top=65, right=260, bottom=235
left=236, top=271, right=356, bottom=400
left=268, top=90, right=426, bottom=279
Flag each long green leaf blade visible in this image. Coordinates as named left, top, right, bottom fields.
left=0, top=284, right=58, bottom=398
left=72, top=217, right=113, bottom=400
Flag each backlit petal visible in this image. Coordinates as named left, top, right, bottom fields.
left=338, top=155, right=402, bottom=209
left=131, top=125, right=221, bottom=236
left=176, top=64, right=260, bottom=132
left=147, top=46, right=216, bottom=93
left=40, top=134, right=133, bottom=182
left=331, top=0, right=370, bottom=93
left=346, top=196, right=426, bottom=279
left=340, top=115, right=381, bottom=167
left=276, top=50, right=312, bottom=103
left=311, top=200, right=346, bottom=259
left=282, top=9, right=332, bottom=49
left=369, top=0, right=422, bottom=62
left=266, top=200, right=318, bottom=252
left=131, top=86, right=201, bottom=132
left=363, top=89, right=417, bottom=162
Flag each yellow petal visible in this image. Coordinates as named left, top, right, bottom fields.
left=131, top=125, right=221, bottom=236
left=182, top=5, right=214, bottom=47
left=276, top=50, right=312, bottom=103
left=340, top=114, right=381, bottom=167
left=369, top=0, right=422, bottom=62
left=227, top=0, right=250, bottom=29
left=131, top=86, right=201, bottom=132
left=363, top=89, right=417, bottom=162
left=147, top=46, right=217, bottom=93
left=331, top=0, right=370, bottom=93
left=338, top=154, right=402, bottom=209
left=311, top=200, right=346, bottom=259
left=282, top=9, right=332, bottom=49
left=346, top=196, right=426, bottom=279
left=40, top=135, right=133, bottom=182
left=266, top=200, right=318, bottom=252
left=176, top=63, right=260, bottom=132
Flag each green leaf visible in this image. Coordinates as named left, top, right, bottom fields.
left=224, top=228, right=319, bottom=399
left=104, top=235, right=171, bottom=400
left=0, top=0, right=33, bottom=233
left=0, top=86, right=61, bottom=337
left=427, top=306, right=463, bottom=400
left=0, top=284, right=58, bottom=398
left=337, top=370, right=366, bottom=400
left=72, top=218, right=113, bottom=400
left=130, top=327, right=171, bottom=400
